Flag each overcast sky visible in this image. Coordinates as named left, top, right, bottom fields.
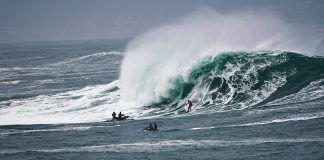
left=0, top=0, right=323, bottom=43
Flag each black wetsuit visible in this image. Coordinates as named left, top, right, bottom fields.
left=118, top=112, right=123, bottom=121
left=187, top=100, right=192, bottom=112
left=145, top=123, right=153, bottom=131
left=153, top=122, right=158, bottom=131
left=112, top=112, right=116, bottom=121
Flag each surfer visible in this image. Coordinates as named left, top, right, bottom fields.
left=112, top=112, right=117, bottom=121
left=186, top=100, right=192, bottom=113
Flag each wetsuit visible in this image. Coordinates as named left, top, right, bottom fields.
left=118, top=112, right=122, bottom=121
left=153, top=122, right=158, bottom=131
left=112, top=112, right=116, bottom=121
left=187, top=100, right=192, bottom=112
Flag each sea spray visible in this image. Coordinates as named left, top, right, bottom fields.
left=120, top=8, right=321, bottom=107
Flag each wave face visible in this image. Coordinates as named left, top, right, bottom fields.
left=122, top=51, right=324, bottom=115
left=120, top=8, right=323, bottom=110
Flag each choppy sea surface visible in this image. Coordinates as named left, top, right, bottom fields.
left=1, top=39, right=324, bottom=159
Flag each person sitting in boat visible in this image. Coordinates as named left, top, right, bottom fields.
left=143, top=122, right=158, bottom=131
left=112, top=112, right=117, bottom=121
left=115, top=112, right=129, bottom=121
left=144, top=123, right=154, bottom=131
left=118, top=112, right=124, bottom=121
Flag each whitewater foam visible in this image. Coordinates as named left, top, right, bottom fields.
left=0, top=80, right=124, bottom=125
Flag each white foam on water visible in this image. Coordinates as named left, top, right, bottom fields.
left=0, top=80, right=21, bottom=85
left=0, top=80, right=130, bottom=125
left=186, top=126, right=215, bottom=130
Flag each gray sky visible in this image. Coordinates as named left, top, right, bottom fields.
left=0, top=0, right=323, bottom=43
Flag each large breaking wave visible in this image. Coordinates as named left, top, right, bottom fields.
left=119, top=8, right=323, bottom=108
left=121, top=51, right=324, bottom=116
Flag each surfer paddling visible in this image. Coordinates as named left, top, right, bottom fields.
left=186, top=100, right=192, bottom=113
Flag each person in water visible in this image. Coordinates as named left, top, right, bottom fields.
left=112, top=112, right=117, bottom=121
left=186, top=100, right=192, bottom=113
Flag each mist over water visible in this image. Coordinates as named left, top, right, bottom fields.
left=120, top=8, right=322, bottom=107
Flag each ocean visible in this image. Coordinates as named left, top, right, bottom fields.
left=0, top=39, right=324, bottom=159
